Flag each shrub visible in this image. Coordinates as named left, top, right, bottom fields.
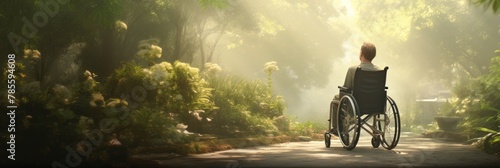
left=450, top=55, right=500, bottom=155
left=104, top=62, right=149, bottom=99
left=205, top=74, right=284, bottom=136
left=458, top=56, right=500, bottom=138
left=122, top=106, right=195, bottom=147
left=289, top=120, right=325, bottom=137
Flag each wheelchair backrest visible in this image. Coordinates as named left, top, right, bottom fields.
left=352, top=66, right=388, bottom=115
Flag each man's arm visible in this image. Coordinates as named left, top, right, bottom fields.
left=343, top=66, right=356, bottom=89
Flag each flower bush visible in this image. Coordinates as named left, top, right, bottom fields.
left=140, top=61, right=217, bottom=131
left=136, top=38, right=162, bottom=64
left=120, top=107, right=196, bottom=147
left=204, top=73, right=284, bottom=136
left=2, top=61, right=97, bottom=165
left=203, top=62, right=222, bottom=77
left=0, top=37, right=295, bottom=165
left=105, top=62, right=147, bottom=98
left=264, top=61, right=279, bottom=94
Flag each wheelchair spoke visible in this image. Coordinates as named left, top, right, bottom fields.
left=337, top=95, right=360, bottom=150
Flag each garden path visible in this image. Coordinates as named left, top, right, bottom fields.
left=132, top=132, right=500, bottom=168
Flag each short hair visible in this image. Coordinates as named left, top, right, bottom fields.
left=361, top=42, right=376, bottom=61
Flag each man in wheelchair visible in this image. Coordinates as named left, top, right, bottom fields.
left=331, top=42, right=381, bottom=136
left=325, top=42, right=401, bottom=150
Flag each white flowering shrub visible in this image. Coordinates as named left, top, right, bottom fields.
left=3, top=49, right=42, bottom=87
left=115, top=20, right=127, bottom=32
left=263, top=61, right=279, bottom=95
left=151, top=61, right=216, bottom=126
left=23, top=49, right=41, bottom=59
left=136, top=38, right=162, bottom=64
left=82, top=70, right=101, bottom=94
left=264, top=61, right=279, bottom=74
left=105, top=62, right=148, bottom=98
left=0, top=50, right=92, bottom=164
left=106, top=60, right=216, bottom=135
left=203, top=62, right=222, bottom=76
left=142, top=62, right=173, bottom=89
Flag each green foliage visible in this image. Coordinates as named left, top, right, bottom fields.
left=474, top=127, right=500, bottom=156
left=105, top=60, right=215, bottom=138
left=138, top=61, right=218, bottom=127
left=105, top=62, right=147, bottom=98
left=273, top=115, right=293, bottom=133
left=435, top=99, right=464, bottom=117
left=81, top=70, right=102, bottom=94
left=0, top=65, right=86, bottom=165
left=169, top=61, right=216, bottom=113
left=136, top=38, right=163, bottom=65
left=123, top=107, right=195, bottom=147
left=453, top=55, right=500, bottom=139
left=401, top=101, right=427, bottom=133
left=472, top=0, right=500, bottom=14
left=205, top=73, right=284, bottom=136
left=198, top=0, right=228, bottom=9
left=289, top=120, right=325, bottom=137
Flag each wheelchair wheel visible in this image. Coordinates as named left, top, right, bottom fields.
left=337, top=95, right=361, bottom=150
left=371, top=136, right=381, bottom=148
left=328, top=101, right=337, bottom=135
left=324, top=132, right=331, bottom=148
left=377, top=96, right=401, bottom=150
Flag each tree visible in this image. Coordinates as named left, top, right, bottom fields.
left=351, top=0, right=500, bottom=90
left=472, top=0, right=500, bottom=13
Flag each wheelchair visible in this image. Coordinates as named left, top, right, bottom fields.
left=324, top=67, right=401, bottom=150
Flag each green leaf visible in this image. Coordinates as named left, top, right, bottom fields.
left=483, top=105, right=500, bottom=112
left=491, top=135, right=500, bottom=143
left=493, top=0, right=500, bottom=13
left=475, top=127, right=499, bottom=133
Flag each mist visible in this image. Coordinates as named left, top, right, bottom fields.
left=212, top=0, right=500, bottom=123
left=2, top=0, right=498, bottom=124
left=2, top=0, right=500, bottom=167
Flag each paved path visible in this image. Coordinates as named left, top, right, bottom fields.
left=134, top=132, right=500, bottom=168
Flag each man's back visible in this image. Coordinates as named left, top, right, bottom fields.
left=343, top=62, right=381, bottom=89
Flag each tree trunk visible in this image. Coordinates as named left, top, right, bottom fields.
left=101, top=27, right=115, bottom=76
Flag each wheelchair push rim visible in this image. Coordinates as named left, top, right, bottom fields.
left=337, top=95, right=361, bottom=150
left=377, top=96, right=401, bottom=150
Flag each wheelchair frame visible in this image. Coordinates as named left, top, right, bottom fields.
left=324, top=66, right=401, bottom=150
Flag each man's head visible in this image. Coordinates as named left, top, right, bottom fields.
left=360, top=42, right=376, bottom=62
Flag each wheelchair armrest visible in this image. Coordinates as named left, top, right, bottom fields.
left=338, top=86, right=351, bottom=92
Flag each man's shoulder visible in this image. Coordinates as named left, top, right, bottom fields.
left=348, top=65, right=359, bottom=69
left=359, top=62, right=382, bottom=71
left=347, top=65, right=358, bottom=72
